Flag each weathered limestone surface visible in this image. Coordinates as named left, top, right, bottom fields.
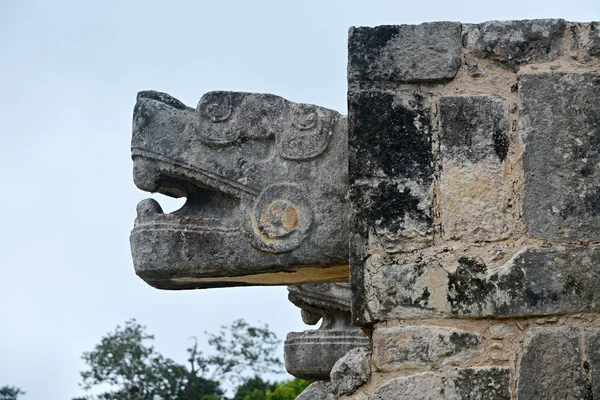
left=439, top=95, right=510, bottom=241
left=130, top=91, right=349, bottom=289
left=590, top=22, right=600, bottom=56
left=284, top=284, right=369, bottom=380
left=472, top=19, right=566, bottom=70
left=347, top=18, right=600, bottom=400
left=372, top=367, right=511, bottom=400
left=296, top=381, right=335, bottom=400
left=365, top=245, right=600, bottom=319
left=348, top=22, right=462, bottom=83
left=373, top=326, right=482, bottom=371
left=521, top=72, right=600, bottom=241
left=329, top=347, right=371, bottom=396
left=517, top=327, right=589, bottom=400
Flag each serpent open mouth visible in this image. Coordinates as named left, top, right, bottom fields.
left=129, top=89, right=349, bottom=289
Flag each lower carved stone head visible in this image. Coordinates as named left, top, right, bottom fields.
left=130, top=91, right=348, bottom=289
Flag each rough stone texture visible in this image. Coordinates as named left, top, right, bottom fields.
left=473, top=19, right=566, bottom=70
left=284, top=283, right=370, bottom=380
left=349, top=91, right=434, bottom=254
left=439, top=95, right=511, bottom=241
left=348, top=22, right=462, bottom=83
left=440, top=96, right=509, bottom=164
left=521, top=73, right=600, bottom=241
left=330, top=347, right=372, bottom=396
left=349, top=91, right=434, bottom=183
left=296, top=381, right=335, bottom=400
left=364, top=245, right=600, bottom=319
left=349, top=90, right=435, bottom=324
left=373, top=326, right=482, bottom=371
left=584, top=328, right=600, bottom=398
left=130, top=91, right=349, bottom=289
left=372, top=367, right=510, bottom=400
left=517, top=327, right=589, bottom=400
left=588, top=22, right=600, bottom=57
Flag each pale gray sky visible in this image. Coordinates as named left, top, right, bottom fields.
left=1, top=0, right=598, bottom=398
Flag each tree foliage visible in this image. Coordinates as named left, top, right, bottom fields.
left=232, top=377, right=309, bottom=400
left=74, top=319, right=286, bottom=400
left=204, top=319, right=282, bottom=388
left=0, top=386, right=25, bottom=400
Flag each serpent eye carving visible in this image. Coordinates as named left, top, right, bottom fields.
left=277, top=104, right=334, bottom=161
left=292, top=105, right=318, bottom=130
left=247, top=184, right=312, bottom=253
left=197, top=92, right=238, bottom=143
left=199, top=94, right=232, bottom=122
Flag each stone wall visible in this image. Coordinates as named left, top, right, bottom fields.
left=347, top=19, right=600, bottom=399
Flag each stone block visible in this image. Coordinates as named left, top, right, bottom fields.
left=362, top=245, right=600, bottom=321
left=349, top=91, right=434, bottom=253
left=349, top=91, right=434, bottom=183
left=330, top=347, right=372, bottom=396
left=296, top=381, right=335, bottom=400
left=589, top=22, right=600, bottom=56
left=372, top=367, right=510, bottom=400
left=473, top=19, right=566, bottom=70
left=348, top=22, right=462, bottom=83
left=517, top=327, right=589, bottom=399
left=439, top=95, right=511, bottom=241
left=130, top=91, right=349, bottom=289
left=520, top=73, right=600, bottom=241
left=440, top=95, right=508, bottom=164
left=447, top=246, right=600, bottom=317
left=584, top=329, right=600, bottom=399
left=372, top=326, right=482, bottom=371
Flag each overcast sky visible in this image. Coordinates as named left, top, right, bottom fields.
left=1, top=0, right=599, bottom=398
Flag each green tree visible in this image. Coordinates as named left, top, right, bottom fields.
left=74, top=319, right=284, bottom=400
left=232, top=376, right=274, bottom=400
left=0, top=386, right=25, bottom=400
left=266, top=378, right=310, bottom=400
left=74, top=319, right=223, bottom=400
left=232, top=377, right=309, bottom=400
left=204, top=319, right=283, bottom=388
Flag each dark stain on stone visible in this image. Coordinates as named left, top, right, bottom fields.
left=493, top=128, right=509, bottom=162
left=447, top=257, right=495, bottom=314
left=581, top=165, right=594, bottom=177
left=455, top=367, right=511, bottom=399
left=563, top=275, right=584, bottom=296
left=474, top=20, right=566, bottom=71
left=351, top=181, right=431, bottom=235
left=349, top=91, right=433, bottom=183
left=414, top=287, right=430, bottom=307
left=348, top=26, right=399, bottom=80
left=584, top=187, right=600, bottom=216
left=381, top=262, right=434, bottom=311
left=439, top=96, right=508, bottom=163
left=449, top=331, right=480, bottom=351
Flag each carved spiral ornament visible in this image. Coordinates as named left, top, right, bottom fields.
left=247, top=184, right=312, bottom=253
